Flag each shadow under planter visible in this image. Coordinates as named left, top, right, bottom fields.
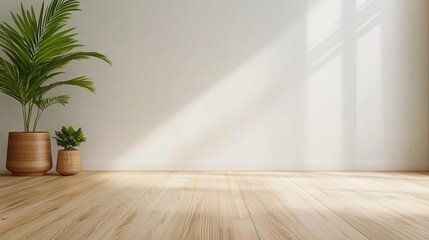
left=6, top=132, right=52, bottom=176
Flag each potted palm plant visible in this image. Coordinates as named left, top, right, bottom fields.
left=54, top=126, right=86, bottom=176
left=0, top=0, right=111, bottom=176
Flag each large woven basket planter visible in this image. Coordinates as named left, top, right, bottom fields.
left=6, top=132, right=52, bottom=176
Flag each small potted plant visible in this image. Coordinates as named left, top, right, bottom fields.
left=54, top=126, right=86, bottom=176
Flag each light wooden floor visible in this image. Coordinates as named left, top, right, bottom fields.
left=0, top=172, right=429, bottom=239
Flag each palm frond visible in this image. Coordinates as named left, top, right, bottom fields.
left=33, top=95, right=70, bottom=111
left=39, top=76, right=95, bottom=95
left=0, top=0, right=111, bottom=131
left=0, top=57, right=23, bottom=103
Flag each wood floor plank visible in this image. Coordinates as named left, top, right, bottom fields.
left=28, top=172, right=171, bottom=239
left=218, top=173, right=259, bottom=240
left=125, top=172, right=206, bottom=239
left=0, top=173, right=50, bottom=189
left=176, top=173, right=220, bottom=239
left=0, top=173, right=61, bottom=196
left=235, top=174, right=303, bottom=239
left=0, top=172, right=99, bottom=231
left=62, top=172, right=166, bottom=239
left=176, top=173, right=259, bottom=240
left=0, top=172, right=124, bottom=239
left=101, top=172, right=177, bottom=239
left=356, top=172, right=429, bottom=203
left=0, top=171, right=428, bottom=239
left=236, top=173, right=368, bottom=240
left=288, top=172, right=429, bottom=240
left=266, top=174, right=368, bottom=239
left=150, top=172, right=213, bottom=239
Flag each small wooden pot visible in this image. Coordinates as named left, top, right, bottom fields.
left=56, top=150, right=82, bottom=176
left=6, top=132, right=52, bottom=176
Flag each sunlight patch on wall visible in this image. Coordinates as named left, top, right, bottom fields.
left=306, top=0, right=344, bottom=163
left=306, top=0, right=342, bottom=51
left=356, top=0, right=373, bottom=13
left=306, top=54, right=344, bottom=162
left=356, top=23, right=383, bottom=163
left=356, top=12, right=380, bottom=34
left=116, top=30, right=300, bottom=165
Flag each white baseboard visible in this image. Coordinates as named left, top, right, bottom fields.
left=1, top=161, right=427, bottom=171
left=82, top=161, right=429, bottom=171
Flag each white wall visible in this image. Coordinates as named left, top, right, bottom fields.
left=0, top=0, right=428, bottom=170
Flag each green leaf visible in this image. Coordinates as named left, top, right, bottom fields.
left=54, top=125, right=86, bottom=149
